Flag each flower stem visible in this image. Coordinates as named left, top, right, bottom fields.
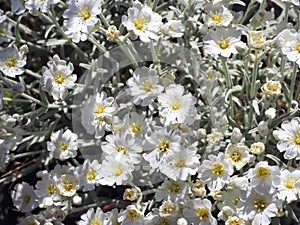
left=289, top=63, right=298, bottom=112
left=221, top=57, right=234, bottom=119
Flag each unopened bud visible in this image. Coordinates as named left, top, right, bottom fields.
left=230, top=127, right=242, bottom=144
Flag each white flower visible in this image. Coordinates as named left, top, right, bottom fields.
left=35, top=173, right=59, bottom=206
left=41, top=54, right=77, bottom=100
left=274, top=29, right=297, bottom=48
left=277, top=168, right=300, bottom=203
left=247, top=161, right=280, bottom=194
left=183, top=198, right=217, bottom=225
left=275, top=117, right=300, bottom=159
left=237, top=189, right=280, bottom=225
left=158, top=84, right=197, bottom=125
left=206, top=129, right=224, bottom=146
left=11, top=182, right=38, bottom=213
left=204, top=3, right=233, bottom=27
left=161, top=20, right=185, bottom=38
left=0, top=45, right=26, bottom=78
left=78, top=207, right=106, bottom=225
left=63, top=0, right=103, bottom=43
left=155, top=179, right=190, bottom=202
left=57, top=174, right=79, bottom=197
left=25, top=0, right=59, bottom=15
left=127, top=67, right=163, bottom=106
left=123, top=112, right=147, bottom=137
left=76, top=159, right=102, bottom=192
left=143, top=126, right=181, bottom=170
left=102, top=131, right=142, bottom=165
left=225, top=143, right=251, bottom=170
left=198, top=152, right=234, bottom=190
left=160, top=145, right=200, bottom=181
left=203, top=27, right=246, bottom=58
left=81, top=91, right=116, bottom=139
left=261, top=80, right=282, bottom=96
left=249, top=31, right=265, bottom=49
left=282, top=31, right=300, bottom=65
left=47, top=129, right=78, bottom=161
left=159, top=200, right=179, bottom=218
left=122, top=1, right=163, bottom=42
left=250, top=142, right=265, bottom=155
left=225, top=216, right=245, bottom=225
left=118, top=205, right=144, bottom=225
left=99, top=154, right=134, bottom=186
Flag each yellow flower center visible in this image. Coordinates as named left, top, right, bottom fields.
left=126, top=209, right=140, bottom=222
left=86, top=169, right=97, bottom=181
left=47, top=184, right=57, bottom=195
left=175, top=159, right=186, bottom=168
left=78, top=7, right=91, bottom=21
left=117, top=145, right=128, bottom=155
left=140, top=80, right=153, bottom=92
left=211, top=13, right=222, bottom=23
left=60, top=142, right=68, bottom=151
left=94, top=106, right=105, bottom=114
left=218, top=37, right=230, bottom=49
left=295, top=43, right=300, bottom=53
left=170, top=101, right=181, bottom=110
left=113, top=166, right=123, bottom=177
left=0, top=28, right=7, bottom=34
left=285, top=180, right=294, bottom=189
left=267, top=82, right=280, bottom=92
left=256, top=167, right=270, bottom=179
left=158, top=219, right=170, bottom=225
left=231, top=151, right=242, bottom=162
left=195, top=208, right=209, bottom=221
left=54, top=74, right=65, bottom=85
left=293, top=133, right=300, bottom=146
left=89, top=219, right=101, bottom=225
left=210, top=163, right=225, bottom=177
left=98, top=117, right=105, bottom=123
left=253, top=197, right=267, bottom=212
left=157, top=140, right=170, bottom=153
left=64, top=181, right=74, bottom=192
left=129, top=122, right=142, bottom=134
left=134, top=17, right=147, bottom=31
left=168, top=182, right=181, bottom=193
left=6, top=58, right=17, bottom=68
left=23, top=194, right=31, bottom=204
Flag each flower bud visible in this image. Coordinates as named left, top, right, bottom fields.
left=258, top=121, right=268, bottom=137
left=209, top=189, right=222, bottom=201
left=123, top=187, right=138, bottom=201
left=250, top=142, right=265, bottom=155
left=265, top=107, right=276, bottom=119
left=177, top=218, right=188, bottom=225
left=249, top=31, right=265, bottom=49
left=230, top=127, right=242, bottom=144
left=72, top=195, right=82, bottom=205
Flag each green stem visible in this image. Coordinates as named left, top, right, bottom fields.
left=289, top=63, right=298, bottom=112
left=88, top=36, right=107, bottom=53
left=11, top=150, right=46, bottom=159
left=248, top=51, right=259, bottom=128
left=221, top=57, right=234, bottom=119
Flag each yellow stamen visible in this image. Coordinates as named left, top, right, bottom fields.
left=78, top=7, right=91, bottom=20
left=210, top=163, right=225, bottom=177
left=6, top=59, right=16, bottom=68
left=54, top=74, right=65, bottom=85
left=134, top=17, right=147, bottom=31
left=195, top=208, right=209, bottom=221
left=47, top=184, right=57, bottom=195
left=256, top=167, right=270, bottom=179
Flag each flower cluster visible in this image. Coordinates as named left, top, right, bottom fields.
left=1, top=0, right=300, bottom=225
